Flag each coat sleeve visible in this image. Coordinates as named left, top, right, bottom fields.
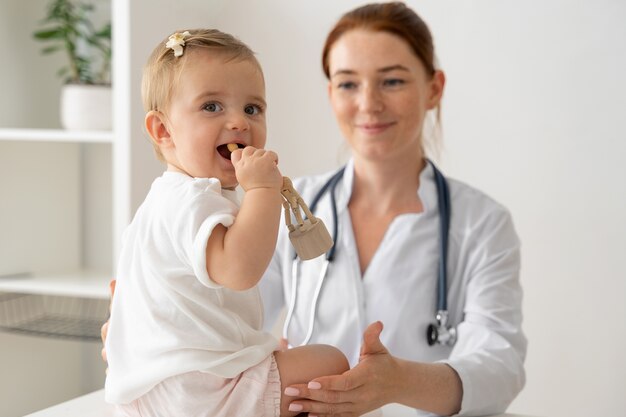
left=442, top=207, right=527, bottom=416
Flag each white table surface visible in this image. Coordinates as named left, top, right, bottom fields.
left=25, top=389, right=538, bottom=417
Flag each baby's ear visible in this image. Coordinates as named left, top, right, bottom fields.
left=145, top=111, right=173, bottom=148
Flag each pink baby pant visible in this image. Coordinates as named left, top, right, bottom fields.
left=116, top=354, right=281, bottom=417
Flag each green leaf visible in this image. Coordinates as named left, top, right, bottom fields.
left=95, top=23, right=111, bottom=39
left=33, top=28, right=65, bottom=39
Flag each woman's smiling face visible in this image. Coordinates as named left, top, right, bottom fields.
left=327, top=29, right=443, bottom=163
left=160, top=50, right=267, bottom=188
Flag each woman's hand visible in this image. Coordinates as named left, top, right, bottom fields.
left=284, top=320, right=463, bottom=416
left=284, top=321, right=402, bottom=416
left=100, top=279, right=116, bottom=363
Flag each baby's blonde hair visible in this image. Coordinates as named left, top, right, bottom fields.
left=142, top=28, right=262, bottom=161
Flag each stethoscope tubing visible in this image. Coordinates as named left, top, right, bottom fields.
left=434, top=163, right=450, bottom=312
left=283, top=160, right=453, bottom=347
left=283, top=259, right=330, bottom=348
left=308, top=168, right=345, bottom=262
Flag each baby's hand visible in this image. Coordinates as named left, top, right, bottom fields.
left=231, top=146, right=282, bottom=191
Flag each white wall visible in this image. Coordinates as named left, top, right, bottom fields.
left=210, top=1, right=626, bottom=416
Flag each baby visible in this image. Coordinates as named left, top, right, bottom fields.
left=104, top=29, right=348, bottom=417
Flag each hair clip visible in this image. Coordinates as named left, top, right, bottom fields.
left=165, top=31, right=191, bottom=57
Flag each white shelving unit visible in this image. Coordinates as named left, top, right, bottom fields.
left=0, top=128, right=114, bottom=143
left=0, top=125, right=115, bottom=303
left=0, top=0, right=119, bottom=310
left=0, top=1, right=132, bottom=414
left=0, top=128, right=114, bottom=301
left=0, top=0, right=133, bottom=306
left=0, top=270, right=111, bottom=300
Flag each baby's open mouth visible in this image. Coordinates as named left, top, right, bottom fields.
left=217, top=143, right=245, bottom=160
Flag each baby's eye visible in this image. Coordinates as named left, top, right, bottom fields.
left=244, top=104, right=263, bottom=115
left=203, top=102, right=223, bottom=112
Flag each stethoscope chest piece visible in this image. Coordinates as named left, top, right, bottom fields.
left=426, top=310, right=457, bottom=346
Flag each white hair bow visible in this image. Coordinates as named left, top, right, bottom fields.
left=165, top=31, right=191, bottom=57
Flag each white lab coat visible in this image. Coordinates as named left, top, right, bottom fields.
left=260, top=160, right=527, bottom=416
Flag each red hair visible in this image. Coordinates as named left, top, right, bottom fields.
left=322, top=2, right=436, bottom=79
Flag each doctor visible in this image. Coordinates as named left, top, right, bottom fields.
left=262, top=2, right=527, bottom=416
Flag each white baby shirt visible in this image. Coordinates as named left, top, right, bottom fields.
left=105, top=172, right=278, bottom=404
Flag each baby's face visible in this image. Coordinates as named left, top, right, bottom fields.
left=164, top=50, right=266, bottom=187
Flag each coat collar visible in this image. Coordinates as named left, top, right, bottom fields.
left=334, top=158, right=439, bottom=217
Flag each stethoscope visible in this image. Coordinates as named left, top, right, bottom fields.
left=282, top=160, right=457, bottom=348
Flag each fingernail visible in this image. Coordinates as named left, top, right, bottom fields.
left=308, top=381, right=322, bottom=389
left=288, top=403, right=303, bottom=412
left=284, top=387, right=299, bottom=396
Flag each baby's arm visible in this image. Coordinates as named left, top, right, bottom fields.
left=206, top=147, right=283, bottom=291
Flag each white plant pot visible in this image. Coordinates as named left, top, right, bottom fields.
left=60, top=84, right=112, bottom=131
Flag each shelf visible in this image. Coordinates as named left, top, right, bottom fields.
left=0, top=270, right=111, bottom=300
left=0, top=128, right=113, bottom=143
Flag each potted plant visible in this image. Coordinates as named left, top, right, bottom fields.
left=33, top=0, right=112, bottom=130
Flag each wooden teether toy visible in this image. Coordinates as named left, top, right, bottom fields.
left=227, top=143, right=333, bottom=260
left=280, top=177, right=333, bottom=260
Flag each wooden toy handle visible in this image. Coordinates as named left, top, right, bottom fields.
left=280, top=176, right=317, bottom=227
